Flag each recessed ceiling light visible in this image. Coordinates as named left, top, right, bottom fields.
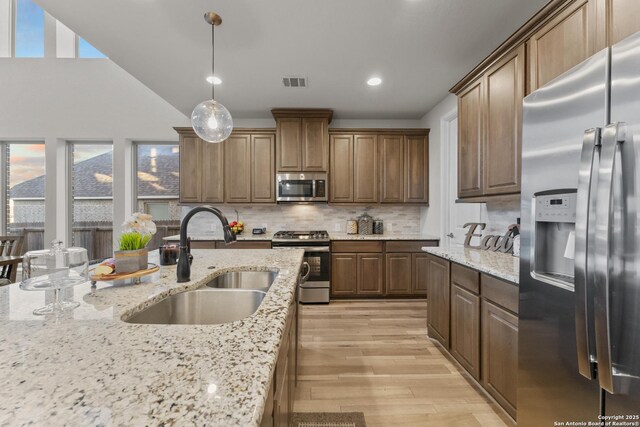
left=206, top=76, right=222, bottom=85
left=367, top=77, right=382, bottom=86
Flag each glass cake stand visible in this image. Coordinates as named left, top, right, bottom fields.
left=19, top=241, right=89, bottom=315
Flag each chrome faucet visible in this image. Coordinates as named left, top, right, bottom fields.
left=177, top=206, right=237, bottom=282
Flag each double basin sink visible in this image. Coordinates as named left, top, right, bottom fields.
left=125, top=271, right=278, bottom=325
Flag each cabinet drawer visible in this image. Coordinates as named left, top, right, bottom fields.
left=385, top=240, right=438, bottom=253
left=331, top=241, right=383, bottom=253
left=190, top=241, right=218, bottom=249
left=216, top=241, right=272, bottom=250
left=481, top=274, right=518, bottom=314
left=451, top=263, right=480, bottom=294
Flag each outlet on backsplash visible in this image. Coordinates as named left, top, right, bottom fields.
left=334, top=223, right=341, bottom=232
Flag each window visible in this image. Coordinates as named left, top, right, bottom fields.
left=2, top=142, right=45, bottom=253
left=135, top=143, right=180, bottom=249
left=78, top=36, right=106, bottom=58
left=14, top=0, right=44, bottom=57
left=70, top=143, right=113, bottom=261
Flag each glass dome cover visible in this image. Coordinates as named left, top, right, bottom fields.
left=21, top=240, right=89, bottom=290
left=191, top=99, right=233, bottom=143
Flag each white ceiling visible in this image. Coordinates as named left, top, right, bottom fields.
left=36, top=0, right=547, bottom=120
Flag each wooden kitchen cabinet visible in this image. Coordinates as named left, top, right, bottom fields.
left=404, top=135, right=429, bottom=203
left=202, top=141, right=225, bottom=203
left=224, top=134, right=252, bottom=203
left=426, top=255, right=450, bottom=348
left=385, top=253, right=412, bottom=295
left=272, top=109, right=332, bottom=172
left=302, top=118, right=329, bottom=171
left=457, top=80, right=484, bottom=199
left=270, top=300, right=297, bottom=427
left=179, top=135, right=202, bottom=203
left=597, top=0, right=640, bottom=47
left=450, top=284, right=481, bottom=380
left=329, top=135, right=354, bottom=202
left=331, top=253, right=358, bottom=296
left=484, top=44, right=525, bottom=196
left=251, top=134, right=276, bottom=203
left=528, top=0, right=599, bottom=92
left=353, top=135, right=379, bottom=203
left=482, top=299, right=518, bottom=419
left=379, top=134, right=405, bottom=203
left=357, top=253, right=384, bottom=295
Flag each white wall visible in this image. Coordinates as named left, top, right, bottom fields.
left=0, top=58, right=190, bottom=247
left=418, top=94, right=457, bottom=239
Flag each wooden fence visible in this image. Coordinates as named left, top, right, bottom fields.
left=10, top=221, right=181, bottom=262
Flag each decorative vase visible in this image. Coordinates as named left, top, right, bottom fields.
left=114, top=248, right=148, bottom=273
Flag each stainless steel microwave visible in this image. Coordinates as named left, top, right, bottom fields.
left=276, top=173, right=328, bottom=202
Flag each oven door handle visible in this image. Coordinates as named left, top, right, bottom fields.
left=273, top=246, right=330, bottom=253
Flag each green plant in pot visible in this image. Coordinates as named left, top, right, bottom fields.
left=114, top=213, right=156, bottom=274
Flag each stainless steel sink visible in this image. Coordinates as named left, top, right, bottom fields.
left=124, top=289, right=266, bottom=325
left=205, top=270, right=277, bottom=290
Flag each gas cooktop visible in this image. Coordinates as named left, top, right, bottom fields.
left=272, top=230, right=329, bottom=243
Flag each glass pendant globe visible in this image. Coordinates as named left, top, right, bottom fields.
left=191, top=99, right=233, bottom=143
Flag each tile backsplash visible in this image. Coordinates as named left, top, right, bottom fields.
left=481, top=197, right=521, bottom=235
left=182, top=204, right=423, bottom=237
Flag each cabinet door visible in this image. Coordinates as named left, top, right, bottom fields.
left=357, top=253, right=383, bottom=295
left=412, top=253, right=429, bottom=296
left=457, top=80, right=483, bottom=198
left=450, top=285, right=480, bottom=380
left=597, top=0, right=640, bottom=47
left=179, top=136, right=202, bottom=203
left=379, top=135, right=405, bottom=203
left=385, top=253, right=412, bottom=295
left=353, top=134, right=379, bottom=203
left=224, top=134, right=252, bottom=203
left=302, top=118, right=328, bottom=171
left=329, top=135, right=354, bottom=202
left=202, top=140, right=224, bottom=203
left=427, top=255, right=450, bottom=348
left=483, top=44, right=525, bottom=196
left=251, top=134, right=276, bottom=203
left=276, top=118, right=302, bottom=172
left=404, top=135, right=429, bottom=203
left=331, top=254, right=357, bottom=296
left=482, top=300, right=518, bottom=419
left=528, top=0, right=598, bottom=92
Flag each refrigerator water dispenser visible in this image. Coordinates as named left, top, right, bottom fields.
left=530, top=190, right=577, bottom=291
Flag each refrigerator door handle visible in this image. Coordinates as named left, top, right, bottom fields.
left=574, top=127, right=601, bottom=380
left=593, top=122, right=625, bottom=394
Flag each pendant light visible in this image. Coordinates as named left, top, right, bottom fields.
left=191, top=12, right=233, bottom=143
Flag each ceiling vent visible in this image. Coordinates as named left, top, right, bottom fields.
left=282, top=76, right=307, bottom=88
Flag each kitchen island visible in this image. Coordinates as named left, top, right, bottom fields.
left=0, top=248, right=304, bottom=426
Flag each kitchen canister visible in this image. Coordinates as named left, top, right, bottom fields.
left=347, top=219, right=359, bottom=235
left=358, top=213, right=374, bottom=235
left=373, top=219, right=384, bottom=235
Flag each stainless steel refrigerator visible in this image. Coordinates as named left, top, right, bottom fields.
left=519, top=31, right=640, bottom=425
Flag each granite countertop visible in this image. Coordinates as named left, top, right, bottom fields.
left=164, top=233, right=440, bottom=242
left=423, top=246, right=519, bottom=284
left=0, top=249, right=304, bottom=426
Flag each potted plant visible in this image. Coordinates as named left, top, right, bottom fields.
left=114, top=213, right=157, bottom=274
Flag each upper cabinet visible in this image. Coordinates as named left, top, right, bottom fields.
left=528, top=0, right=599, bottom=92
left=175, top=128, right=275, bottom=204
left=452, top=0, right=640, bottom=201
left=272, top=109, right=333, bottom=172
left=329, top=130, right=429, bottom=205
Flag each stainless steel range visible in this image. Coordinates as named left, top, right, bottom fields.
left=272, top=230, right=330, bottom=303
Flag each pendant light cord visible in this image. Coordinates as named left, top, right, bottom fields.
left=211, top=22, right=215, bottom=100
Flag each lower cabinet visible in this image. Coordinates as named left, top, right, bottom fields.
left=412, top=253, right=429, bottom=295
left=426, top=255, right=450, bottom=348
left=385, top=253, right=412, bottom=295
left=357, top=254, right=384, bottom=295
left=481, top=299, right=518, bottom=419
left=262, top=300, right=298, bottom=427
left=450, top=284, right=480, bottom=380
left=331, top=253, right=358, bottom=297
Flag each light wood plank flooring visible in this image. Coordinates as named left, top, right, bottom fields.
left=294, top=300, right=511, bottom=427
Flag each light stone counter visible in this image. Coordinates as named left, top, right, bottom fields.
left=0, top=248, right=304, bottom=427
left=164, top=233, right=440, bottom=242
left=423, top=246, right=519, bottom=284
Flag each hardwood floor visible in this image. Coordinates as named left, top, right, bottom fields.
left=294, top=300, right=512, bottom=427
